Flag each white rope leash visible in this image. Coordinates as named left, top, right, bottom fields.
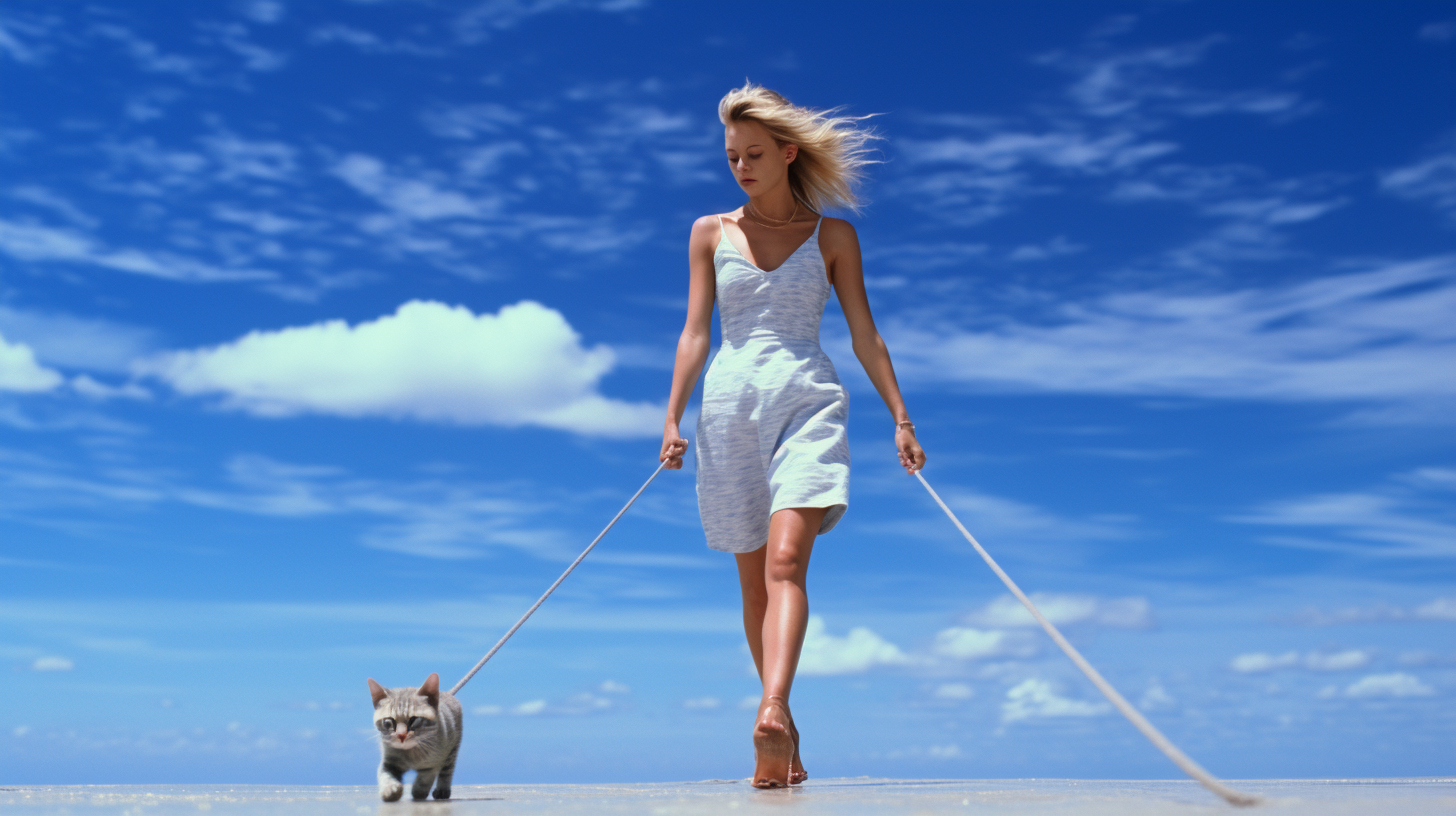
left=449, top=460, right=668, bottom=696
left=914, top=470, right=1261, bottom=808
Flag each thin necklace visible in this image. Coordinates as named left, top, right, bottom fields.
left=745, top=199, right=799, bottom=229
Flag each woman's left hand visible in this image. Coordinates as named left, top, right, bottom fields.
left=896, top=427, right=926, bottom=474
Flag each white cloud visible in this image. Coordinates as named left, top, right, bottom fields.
left=31, top=656, right=73, bottom=671
left=1001, top=678, right=1109, bottom=723
left=0, top=16, right=46, bottom=65
left=1033, top=35, right=1312, bottom=121
left=70, top=375, right=151, bottom=402
left=452, top=0, right=647, bottom=45
left=927, top=744, right=962, bottom=758
left=201, top=133, right=297, bottom=182
left=1341, top=673, right=1435, bottom=699
left=0, top=305, right=159, bottom=374
left=967, top=593, right=1151, bottom=629
left=8, top=185, right=97, bottom=227
left=1008, top=235, right=1086, bottom=262
left=1381, top=145, right=1456, bottom=219
left=1304, top=649, right=1368, bottom=670
left=480, top=693, right=613, bottom=717
left=1233, top=468, right=1456, bottom=558
left=1415, top=598, right=1456, bottom=621
left=599, top=680, right=630, bottom=694
left=0, top=450, right=704, bottom=563
left=883, top=256, right=1456, bottom=420
left=1139, top=678, right=1174, bottom=711
left=332, top=154, right=499, bottom=222
left=89, top=23, right=200, bottom=78
left=135, top=300, right=662, bottom=437
left=308, top=24, right=442, bottom=56
left=932, top=627, right=1037, bottom=660
left=934, top=683, right=975, bottom=700
left=884, top=487, right=1132, bottom=554
left=682, top=697, right=720, bottom=710
left=0, top=333, right=63, bottom=392
left=511, top=699, right=547, bottom=715
left=903, top=129, right=1177, bottom=174
left=0, top=219, right=275, bottom=283
left=796, top=615, right=910, bottom=676
left=421, top=103, right=524, bottom=139
left=1231, top=649, right=1372, bottom=673
left=239, top=1, right=284, bottom=24
left=1304, top=650, right=1372, bottom=671
left=1230, top=651, right=1300, bottom=673
left=200, top=22, right=287, bottom=72
left=1418, top=21, right=1456, bottom=42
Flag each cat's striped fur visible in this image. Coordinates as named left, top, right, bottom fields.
left=368, top=673, right=463, bottom=802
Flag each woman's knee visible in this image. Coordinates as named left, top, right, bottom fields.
left=764, top=542, right=809, bottom=585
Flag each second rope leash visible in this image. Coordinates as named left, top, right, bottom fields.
left=914, top=470, right=1261, bottom=808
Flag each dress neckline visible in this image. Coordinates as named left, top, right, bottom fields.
left=717, top=215, right=822, bottom=274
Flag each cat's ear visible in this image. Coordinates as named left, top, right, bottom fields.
left=419, top=672, right=440, bottom=705
left=367, top=678, right=388, bottom=707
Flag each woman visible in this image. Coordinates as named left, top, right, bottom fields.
left=658, top=82, right=926, bottom=788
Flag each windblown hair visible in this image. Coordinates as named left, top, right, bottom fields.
left=718, top=81, right=881, bottom=215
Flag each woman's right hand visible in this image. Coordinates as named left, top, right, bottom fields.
left=660, top=426, right=689, bottom=470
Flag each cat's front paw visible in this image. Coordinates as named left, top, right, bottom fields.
left=379, top=780, right=404, bottom=802
left=433, top=787, right=451, bottom=800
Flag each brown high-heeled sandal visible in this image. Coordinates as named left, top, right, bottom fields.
left=752, top=695, right=796, bottom=789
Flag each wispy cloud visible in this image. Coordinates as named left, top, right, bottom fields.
left=1320, top=672, right=1436, bottom=699
left=1033, top=35, right=1314, bottom=122
left=1277, top=595, right=1456, bottom=626
left=0, top=305, right=159, bottom=373
left=879, top=255, right=1455, bottom=421
left=1418, top=21, right=1456, bottom=42
left=965, top=593, right=1152, bottom=629
left=0, top=449, right=699, bottom=565
left=1230, top=649, right=1371, bottom=673
left=1231, top=467, right=1456, bottom=558
left=0, top=219, right=277, bottom=283
left=451, top=0, right=647, bottom=45
left=1381, top=141, right=1456, bottom=222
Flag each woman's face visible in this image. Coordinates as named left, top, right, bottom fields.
left=724, top=119, right=797, bottom=197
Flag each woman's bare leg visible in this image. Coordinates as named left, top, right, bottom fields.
left=735, top=506, right=825, bottom=787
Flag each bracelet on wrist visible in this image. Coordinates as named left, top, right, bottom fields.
left=896, top=420, right=915, bottom=432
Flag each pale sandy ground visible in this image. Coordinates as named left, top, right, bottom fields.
left=3, top=778, right=1452, bottom=815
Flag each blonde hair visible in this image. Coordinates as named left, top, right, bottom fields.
left=717, top=81, right=880, bottom=215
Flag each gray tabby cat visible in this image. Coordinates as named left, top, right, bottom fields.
left=367, top=672, right=463, bottom=802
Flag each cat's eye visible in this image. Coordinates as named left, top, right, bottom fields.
left=408, top=717, right=431, bottom=730
left=378, top=718, right=395, bottom=731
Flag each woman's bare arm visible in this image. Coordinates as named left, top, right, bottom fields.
left=823, top=218, right=926, bottom=473
left=660, top=215, right=719, bottom=468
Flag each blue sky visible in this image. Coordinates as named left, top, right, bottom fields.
left=1, top=0, right=1453, bottom=786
